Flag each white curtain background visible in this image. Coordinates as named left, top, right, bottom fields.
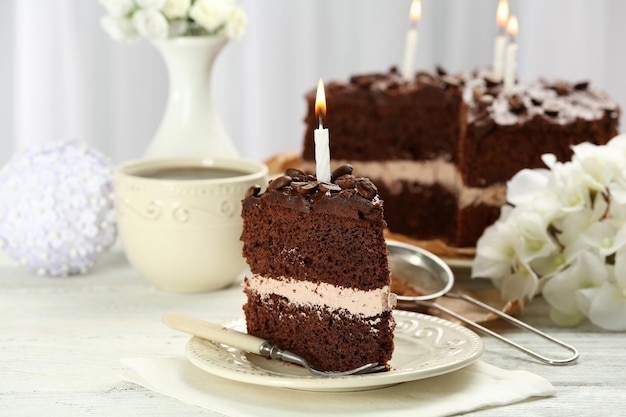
left=1, top=0, right=625, bottom=166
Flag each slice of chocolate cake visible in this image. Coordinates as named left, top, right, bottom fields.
left=241, top=165, right=396, bottom=372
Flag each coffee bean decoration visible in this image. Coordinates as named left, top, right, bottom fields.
left=331, top=164, right=353, bottom=181
left=285, top=168, right=305, bottom=178
left=319, top=182, right=342, bottom=193
left=335, top=174, right=356, bottom=190
left=479, top=95, right=494, bottom=108
left=292, top=181, right=319, bottom=195
left=508, top=94, right=526, bottom=114
left=471, top=87, right=482, bottom=102
left=355, top=178, right=378, bottom=199
left=543, top=104, right=560, bottom=117
left=550, top=82, right=571, bottom=96
left=267, top=175, right=292, bottom=191
left=484, top=74, right=503, bottom=88
left=245, top=184, right=261, bottom=198
left=573, top=80, right=589, bottom=91
left=441, top=75, right=461, bottom=89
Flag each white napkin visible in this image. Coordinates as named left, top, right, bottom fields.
left=121, top=357, right=555, bottom=417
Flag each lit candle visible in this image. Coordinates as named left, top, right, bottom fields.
left=314, top=78, right=331, bottom=184
left=492, top=0, right=509, bottom=78
left=504, top=15, right=519, bottom=93
left=401, top=0, right=422, bottom=81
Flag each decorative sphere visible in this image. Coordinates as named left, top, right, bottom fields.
left=0, top=141, right=117, bottom=276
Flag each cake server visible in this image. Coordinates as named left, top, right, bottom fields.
left=387, top=240, right=579, bottom=366
left=162, top=312, right=386, bottom=377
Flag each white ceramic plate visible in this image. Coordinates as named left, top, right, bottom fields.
left=185, top=310, right=483, bottom=392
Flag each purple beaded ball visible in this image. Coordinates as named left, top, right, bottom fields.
left=0, top=141, right=117, bottom=276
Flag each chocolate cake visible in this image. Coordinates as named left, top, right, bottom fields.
left=240, top=165, right=396, bottom=372
left=301, top=67, right=620, bottom=247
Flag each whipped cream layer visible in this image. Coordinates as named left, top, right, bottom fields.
left=300, top=159, right=506, bottom=208
left=244, top=274, right=396, bottom=317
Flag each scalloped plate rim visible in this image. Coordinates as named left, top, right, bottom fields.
left=185, top=310, right=484, bottom=392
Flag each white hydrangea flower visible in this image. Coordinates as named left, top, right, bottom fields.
left=132, top=8, right=169, bottom=40
left=474, top=134, right=626, bottom=331
left=136, top=0, right=167, bottom=8
left=190, top=0, right=236, bottom=33
left=100, top=0, right=246, bottom=41
left=223, top=6, right=247, bottom=40
left=162, top=0, right=191, bottom=19
left=99, top=0, right=135, bottom=18
left=100, top=16, right=139, bottom=42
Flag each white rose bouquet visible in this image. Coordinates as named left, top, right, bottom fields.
left=472, top=135, right=626, bottom=331
left=100, top=0, right=247, bottom=42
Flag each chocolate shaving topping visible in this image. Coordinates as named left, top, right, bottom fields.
left=331, top=164, right=353, bottom=180
left=435, top=65, right=448, bottom=76
left=267, top=175, right=292, bottom=191
left=355, top=178, right=378, bottom=199
left=245, top=184, right=261, bottom=198
left=530, top=96, right=543, bottom=106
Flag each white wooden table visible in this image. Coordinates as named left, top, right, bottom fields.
left=1, top=248, right=624, bottom=416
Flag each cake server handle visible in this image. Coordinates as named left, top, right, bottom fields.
left=162, top=312, right=266, bottom=354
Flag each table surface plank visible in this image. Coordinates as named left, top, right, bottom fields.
left=1, top=249, right=623, bottom=417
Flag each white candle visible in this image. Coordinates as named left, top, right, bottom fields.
left=314, top=79, right=331, bottom=183
left=401, top=0, right=422, bottom=81
left=492, top=0, right=509, bottom=78
left=504, top=16, right=519, bottom=93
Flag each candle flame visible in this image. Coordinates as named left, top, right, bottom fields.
left=507, top=15, right=519, bottom=37
left=315, top=78, right=327, bottom=120
left=496, top=0, right=509, bottom=28
left=409, top=0, right=422, bottom=23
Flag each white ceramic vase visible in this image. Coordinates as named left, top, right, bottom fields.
left=145, top=37, right=239, bottom=158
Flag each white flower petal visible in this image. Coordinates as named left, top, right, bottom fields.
left=499, top=263, right=538, bottom=302
left=506, top=168, right=550, bottom=205
left=542, top=251, right=608, bottom=315
left=587, top=282, right=626, bottom=331
left=580, top=220, right=623, bottom=256
left=548, top=307, right=585, bottom=327
left=132, top=8, right=169, bottom=40
left=162, top=0, right=191, bottom=19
